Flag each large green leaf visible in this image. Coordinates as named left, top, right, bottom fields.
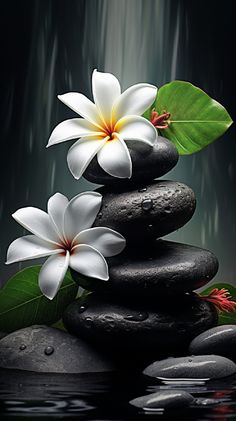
left=0, top=266, right=78, bottom=333
left=154, top=81, right=233, bottom=154
left=200, top=283, right=236, bottom=325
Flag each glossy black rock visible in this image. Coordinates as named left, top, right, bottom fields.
left=129, top=390, right=195, bottom=409
left=189, top=325, right=236, bottom=361
left=0, top=325, right=114, bottom=373
left=94, top=181, right=196, bottom=244
left=84, top=136, right=179, bottom=185
left=63, top=293, right=218, bottom=355
left=143, top=355, right=236, bottom=379
left=72, top=240, right=219, bottom=298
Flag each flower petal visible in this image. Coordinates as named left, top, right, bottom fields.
left=12, top=207, right=61, bottom=245
left=92, top=69, right=121, bottom=126
left=58, top=93, right=104, bottom=129
left=39, top=251, right=70, bottom=300
left=113, top=83, right=157, bottom=121
left=67, top=136, right=108, bottom=180
left=97, top=134, right=132, bottom=178
left=6, top=235, right=61, bottom=264
left=63, top=191, right=102, bottom=242
left=47, top=193, right=69, bottom=241
left=70, top=244, right=109, bottom=281
left=47, top=118, right=102, bottom=147
left=74, top=227, right=126, bottom=257
left=115, top=115, right=157, bottom=146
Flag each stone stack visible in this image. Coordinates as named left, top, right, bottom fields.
left=63, top=137, right=219, bottom=368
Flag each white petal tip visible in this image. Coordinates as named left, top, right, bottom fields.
left=5, top=261, right=10, bottom=265
left=46, top=143, right=50, bottom=148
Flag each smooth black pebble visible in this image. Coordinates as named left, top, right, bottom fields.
left=143, top=355, right=236, bottom=379
left=130, top=390, right=194, bottom=410
left=72, top=240, right=219, bottom=298
left=63, top=293, right=218, bottom=355
left=84, top=136, right=179, bottom=185
left=189, top=325, right=236, bottom=361
left=94, top=180, right=196, bottom=244
left=0, top=325, right=114, bottom=373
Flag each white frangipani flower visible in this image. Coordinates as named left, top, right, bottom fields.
left=47, top=70, right=157, bottom=179
left=6, top=192, right=126, bottom=300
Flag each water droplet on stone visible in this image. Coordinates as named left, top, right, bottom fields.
left=141, top=199, right=153, bottom=211
left=85, top=317, right=93, bottom=327
left=125, top=312, right=148, bottom=322
left=19, top=344, right=26, bottom=350
left=147, top=224, right=153, bottom=230
left=44, top=346, right=54, bottom=356
left=139, top=187, right=147, bottom=192
left=97, top=212, right=103, bottom=218
left=78, top=305, right=87, bottom=313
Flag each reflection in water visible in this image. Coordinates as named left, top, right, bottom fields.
left=1, top=369, right=236, bottom=419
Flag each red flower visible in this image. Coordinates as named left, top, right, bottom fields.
left=199, top=288, right=236, bottom=313
left=151, top=109, right=171, bottom=129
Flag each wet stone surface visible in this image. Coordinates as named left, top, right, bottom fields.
left=189, top=325, right=236, bottom=361
left=0, top=325, right=114, bottom=373
left=63, top=293, right=218, bottom=356
left=84, top=136, right=179, bottom=186
left=129, top=390, right=195, bottom=409
left=71, top=240, right=219, bottom=298
left=94, top=180, right=196, bottom=244
left=143, top=355, right=236, bottom=380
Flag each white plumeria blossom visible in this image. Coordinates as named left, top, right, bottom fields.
left=6, top=191, right=126, bottom=300
left=47, top=69, right=158, bottom=179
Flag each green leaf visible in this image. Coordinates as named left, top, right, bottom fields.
left=0, top=266, right=78, bottom=333
left=154, top=81, right=233, bottom=154
left=200, top=283, right=236, bottom=325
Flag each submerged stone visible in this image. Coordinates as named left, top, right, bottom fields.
left=94, top=181, right=196, bottom=244
left=72, top=240, right=219, bottom=298
left=0, top=325, right=114, bottom=373
left=63, top=293, right=218, bottom=354
left=84, top=136, right=179, bottom=185
left=130, top=390, right=194, bottom=410
left=189, top=325, right=236, bottom=361
left=143, top=355, right=236, bottom=379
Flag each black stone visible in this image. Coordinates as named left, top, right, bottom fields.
left=189, top=325, right=236, bottom=361
left=143, top=355, right=236, bottom=380
left=72, top=240, right=219, bottom=298
left=63, top=293, right=218, bottom=356
left=84, top=136, right=179, bottom=186
left=130, top=390, right=194, bottom=410
left=0, top=325, right=114, bottom=373
left=94, top=180, right=196, bottom=244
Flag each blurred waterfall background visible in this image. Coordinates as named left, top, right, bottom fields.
left=0, top=0, right=235, bottom=286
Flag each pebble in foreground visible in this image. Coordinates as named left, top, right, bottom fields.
left=129, top=390, right=195, bottom=410
left=189, top=325, right=236, bottom=361
left=143, top=355, right=236, bottom=380
left=0, top=325, right=114, bottom=373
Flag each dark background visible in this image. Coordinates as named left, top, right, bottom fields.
left=0, top=0, right=236, bottom=286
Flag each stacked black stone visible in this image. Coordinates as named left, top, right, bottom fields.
left=63, top=137, right=219, bottom=367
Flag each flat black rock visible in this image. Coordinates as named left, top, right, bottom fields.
left=72, top=240, right=219, bottom=298
left=94, top=180, right=196, bottom=244
left=63, top=293, right=218, bottom=356
left=130, top=390, right=194, bottom=410
left=189, top=325, right=236, bottom=361
left=0, top=325, right=114, bottom=373
left=84, top=136, right=179, bottom=185
left=143, top=355, right=236, bottom=380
